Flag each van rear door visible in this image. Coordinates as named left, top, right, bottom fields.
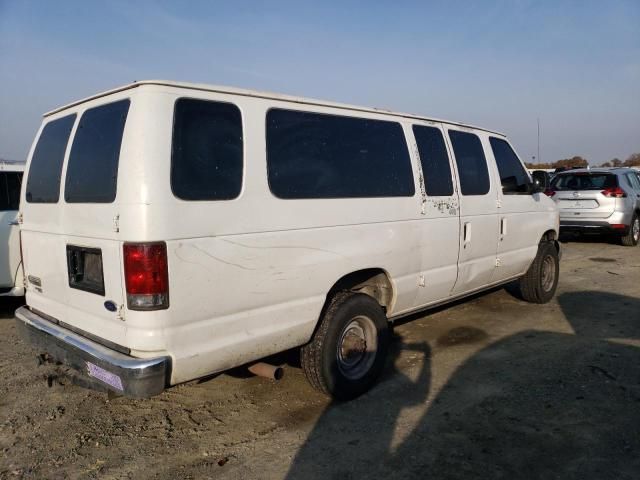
left=21, top=98, right=131, bottom=347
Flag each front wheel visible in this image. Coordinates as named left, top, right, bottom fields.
left=518, top=241, right=559, bottom=304
left=301, top=292, right=389, bottom=401
left=620, top=213, right=639, bottom=247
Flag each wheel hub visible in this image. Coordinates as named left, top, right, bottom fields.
left=541, top=255, right=556, bottom=292
left=337, top=316, right=377, bottom=380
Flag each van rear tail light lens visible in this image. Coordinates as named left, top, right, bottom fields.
left=544, top=189, right=556, bottom=197
left=123, top=242, right=169, bottom=310
left=601, top=187, right=626, bottom=198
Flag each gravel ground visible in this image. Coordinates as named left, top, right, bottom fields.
left=1, top=237, right=639, bottom=479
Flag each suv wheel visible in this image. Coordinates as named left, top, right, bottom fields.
left=620, top=213, right=640, bottom=247
left=301, top=292, right=389, bottom=400
left=518, top=241, right=559, bottom=304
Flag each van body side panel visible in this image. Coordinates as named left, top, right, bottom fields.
left=164, top=222, right=420, bottom=383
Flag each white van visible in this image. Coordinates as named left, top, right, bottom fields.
left=0, top=161, right=25, bottom=297
left=16, top=81, right=560, bottom=399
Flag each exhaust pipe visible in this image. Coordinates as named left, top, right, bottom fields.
left=248, top=362, right=284, bottom=381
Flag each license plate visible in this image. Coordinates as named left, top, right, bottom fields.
left=67, top=245, right=105, bottom=295
left=86, top=362, right=124, bottom=391
left=562, top=199, right=597, bottom=209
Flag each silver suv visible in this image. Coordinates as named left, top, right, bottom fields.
left=548, top=167, right=640, bottom=246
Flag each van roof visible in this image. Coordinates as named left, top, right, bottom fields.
left=44, top=80, right=506, bottom=137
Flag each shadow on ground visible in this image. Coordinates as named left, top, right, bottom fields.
left=286, top=291, right=640, bottom=480
left=0, top=296, right=24, bottom=319
left=559, top=232, right=623, bottom=246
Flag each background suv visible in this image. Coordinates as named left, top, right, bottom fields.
left=548, top=167, right=640, bottom=246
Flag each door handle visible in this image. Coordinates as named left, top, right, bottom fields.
left=500, top=218, right=507, bottom=236
left=463, top=222, right=471, bottom=245
left=8, top=220, right=19, bottom=226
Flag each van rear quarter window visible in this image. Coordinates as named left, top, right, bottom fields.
left=412, top=125, right=453, bottom=197
left=266, top=109, right=415, bottom=199
left=448, top=130, right=490, bottom=196
left=25, top=114, right=76, bottom=203
left=64, top=99, right=130, bottom=203
left=171, top=98, right=243, bottom=201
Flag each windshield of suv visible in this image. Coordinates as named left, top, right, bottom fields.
left=551, top=173, right=618, bottom=191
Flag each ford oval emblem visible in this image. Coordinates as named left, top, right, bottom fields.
left=104, top=301, right=117, bottom=312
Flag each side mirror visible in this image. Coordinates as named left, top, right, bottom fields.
left=531, top=170, right=550, bottom=193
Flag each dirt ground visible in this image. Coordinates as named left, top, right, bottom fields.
left=1, top=237, right=639, bottom=479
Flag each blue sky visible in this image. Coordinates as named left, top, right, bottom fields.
left=1, top=0, right=638, bottom=164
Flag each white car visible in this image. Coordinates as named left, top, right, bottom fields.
left=549, top=168, right=640, bottom=246
left=15, top=81, right=560, bottom=400
left=0, top=161, right=25, bottom=297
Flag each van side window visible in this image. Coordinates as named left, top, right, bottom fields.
left=25, top=114, right=76, bottom=203
left=0, top=172, right=23, bottom=211
left=412, top=125, right=453, bottom=196
left=266, top=109, right=414, bottom=199
left=448, top=130, right=490, bottom=196
left=65, top=100, right=130, bottom=203
left=489, top=137, right=530, bottom=194
left=171, top=99, right=243, bottom=201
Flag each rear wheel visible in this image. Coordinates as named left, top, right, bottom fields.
left=518, top=241, right=559, bottom=304
left=301, top=292, right=389, bottom=400
left=620, top=213, right=639, bottom=247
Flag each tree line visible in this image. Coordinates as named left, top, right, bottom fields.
left=525, top=153, right=640, bottom=169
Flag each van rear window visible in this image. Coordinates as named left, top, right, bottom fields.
left=26, top=114, right=76, bottom=203
left=171, top=99, right=244, bottom=201
left=266, top=109, right=414, bottom=199
left=65, top=99, right=130, bottom=203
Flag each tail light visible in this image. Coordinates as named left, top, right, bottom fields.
left=123, top=242, right=169, bottom=310
left=544, top=189, right=556, bottom=197
left=601, top=187, right=626, bottom=198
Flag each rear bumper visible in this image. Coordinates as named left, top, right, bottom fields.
left=560, top=220, right=629, bottom=234
left=15, top=306, right=170, bottom=398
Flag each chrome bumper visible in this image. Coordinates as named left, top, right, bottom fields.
left=15, top=306, right=170, bottom=398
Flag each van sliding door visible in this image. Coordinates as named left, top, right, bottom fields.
left=411, top=124, right=461, bottom=307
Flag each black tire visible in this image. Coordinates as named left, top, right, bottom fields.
left=300, top=292, right=389, bottom=401
left=620, top=213, right=639, bottom=247
left=518, top=241, right=559, bottom=304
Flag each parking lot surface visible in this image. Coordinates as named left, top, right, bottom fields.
left=1, top=238, right=639, bottom=479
